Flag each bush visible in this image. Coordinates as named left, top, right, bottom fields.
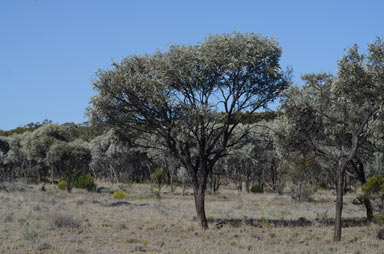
left=150, top=168, right=168, bottom=202
left=58, top=181, right=67, bottom=191
left=362, top=174, right=384, bottom=213
left=112, top=190, right=127, bottom=200
left=151, top=168, right=167, bottom=189
left=51, top=213, right=81, bottom=229
left=363, top=174, right=384, bottom=195
left=377, top=228, right=384, bottom=240
left=318, top=182, right=328, bottom=190
left=73, top=174, right=96, bottom=191
left=250, top=184, right=263, bottom=193
left=290, top=182, right=316, bottom=202
left=373, top=214, right=384, bottom=226
left=61, top=169, right=97, bottom=192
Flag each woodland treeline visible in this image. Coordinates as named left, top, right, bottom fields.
left=1, top=33, right=384, bottom=242
left=0, top=112, right=282, bottom=190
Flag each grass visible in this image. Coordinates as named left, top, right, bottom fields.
left=0, top=182, right=383, bottom=253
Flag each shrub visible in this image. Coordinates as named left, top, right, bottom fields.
left=318, top=182, right=328, bottom=190
left=373, top=214, right=384, bottom=226
left=377, top=228, right=384, bottom=240
left=58, top=181, right=67, bottom=191
left=150, top=168, right=167, bottom=202
left=250, top=184, right=263, bottom=193
left=21, top=227, right=42, bottom=242
left=362, top=174, right=384, bottom=213
left=61, top=169, right=97, bottom=192
left=73, top=174, right=96, bottom=191
left=51, top=213, right=81, bottom=229
left=112, top=190, right=127, bottom=200
left=260, top=217, right=271, bottom=228
left=290, top=182, right=316, bottom=202
left=150, top=168, right=167, bottom=190
left=363, top=174, right=384, bottom=195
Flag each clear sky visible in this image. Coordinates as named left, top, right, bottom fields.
left=1, top=0, right=383, bottom=130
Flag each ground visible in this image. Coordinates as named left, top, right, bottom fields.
left=0, top=182, right=383, bottom=254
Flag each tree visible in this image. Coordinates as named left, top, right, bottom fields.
left=0, top=137, right=10, bottom=181
left=279, top=38, right=384, bottom=241
left=88, top=32, right=290, bottom=228
left=89, top=129, right=151, bottom=182
left=222, top=120, right=283, bottom=193
left=21, top=124, right=70, bottom=181
left=282, top=152, right=320, bottom=202
left=3, top=133, right=30, bottom=180
left=46, top=139, right=91, bottom=192
left=137, top=132, right=181, bottom=187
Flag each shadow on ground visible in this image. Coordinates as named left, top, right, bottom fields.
left=209, top=217, right=368, bottom=228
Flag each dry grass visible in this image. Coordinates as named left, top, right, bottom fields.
left=0, top=182, right=383, bottom=253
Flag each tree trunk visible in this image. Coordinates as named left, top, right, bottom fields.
left=261, top=167, right=265, bottom=190
left=298, top=182, right=303, bottom=202
left=364, top=197, right=374, bottom=221
left=109, top=165, right=118, bottom=184
left=66, top=173, right=73, bottom=193
left=245, top=175, right=250, bottom=193
left=51, top=167, right=55, bottom=184
left=193, top=180, right=208, bottom=229
left=182, top=182, right=186, bottom=196
left=334, top=167, right=345, bottom=242
left=350, top=158, right=373, bottom=221
left=210, top=174, right=214, bottom=195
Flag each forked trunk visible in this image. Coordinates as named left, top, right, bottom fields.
left=334, top=133, right=362, bottom=241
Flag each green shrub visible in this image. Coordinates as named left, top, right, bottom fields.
left=151, top=168, right=167, bottom=189
left=250, top=184, right=263, bottom=193
left=73, top=174, right=96, bottom=191
left=58, top=181, right=67, bottom=191
left=150, top=168, right=167, bottom=202
left=112, top=190, right=127, bottom=200
left=363, top=174, right=384, bottom=195
left=318, top=182, right=328, bottom=190
left=260, top=217, right=271, bottom=228
left=362, top=174, right=384, bottom=220
left=61, top=169, right=97, bottom=192
left=373, top=213, right=384, bottom=226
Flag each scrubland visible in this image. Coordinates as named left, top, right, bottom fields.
left=0, top=182, right=383, bottom=254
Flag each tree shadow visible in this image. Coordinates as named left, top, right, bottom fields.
left=209, top=217, right=368, bottom=228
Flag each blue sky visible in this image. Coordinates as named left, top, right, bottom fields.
left=1, top=0, right=383, bottom=130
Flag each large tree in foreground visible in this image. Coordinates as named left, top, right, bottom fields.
left=88, top=32, right=290, bottom=228
left=279, top=38, right=384, bottom=241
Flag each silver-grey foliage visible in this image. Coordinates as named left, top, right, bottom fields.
left=278, top=38, right=384, bottom=241
left=88, top=32, right=290, bottom=228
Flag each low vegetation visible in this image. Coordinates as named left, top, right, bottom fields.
left=0, top=182, right=383, bottom=253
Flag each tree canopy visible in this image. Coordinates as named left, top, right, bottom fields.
left=278, top=38, right=384, bottom=241
left=88, top=32, right=290, bottom=228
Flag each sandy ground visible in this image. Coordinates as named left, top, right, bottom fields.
left=0, top=182, right=383, bottom=254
